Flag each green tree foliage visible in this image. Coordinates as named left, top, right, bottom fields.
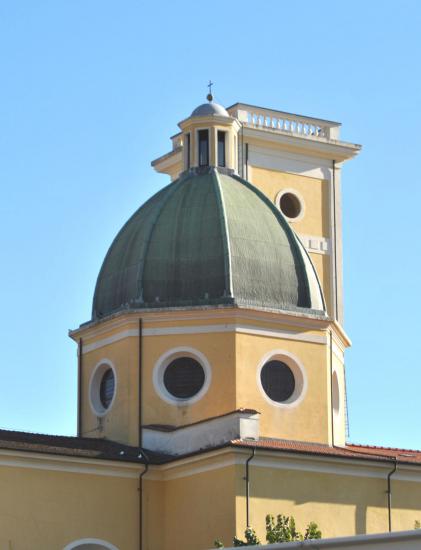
left=215, top=514, right=322, bottom=547
left=303, top=521, right=322, bottom=540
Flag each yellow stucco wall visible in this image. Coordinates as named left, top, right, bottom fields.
left=142, top=478, right=165, bottom=550
left=141, top=331, right=236, bottom=427
left=154, top=462, right=236, bottom=550
left=235, top=331, right=331, bottom=444
left=249, top=166, right=329, bottom=237
left=234, top=461, right=421, bottom=543
left=142, top=450, right=421, bottom=549
left=2, top=449, right=421, bottom=550
left=0, top=461, right=139, bottom=550
left=81, top=336, right=140, bottom=446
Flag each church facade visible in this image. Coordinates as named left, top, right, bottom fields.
left=1, top=97, right=421, bottom=550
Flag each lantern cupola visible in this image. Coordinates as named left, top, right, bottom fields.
left=163, top=94, right=242, bottom=177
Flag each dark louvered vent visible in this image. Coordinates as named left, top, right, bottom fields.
left=260, top=360, right=295, bottom=403
left=100, top=368, right=115, bottom=409
left=163, top=357, right=205, bottom=399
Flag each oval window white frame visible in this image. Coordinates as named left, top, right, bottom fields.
left=89, top=359, right=117, bottom=417
left=257, top=350, right=307, bottom=408
left=153, top=347, right=212, bottom=406
left=275, top=188, right=305, bottom=222
left=63, top=538, right=119, bottom=550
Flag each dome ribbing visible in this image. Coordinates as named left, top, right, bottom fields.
left=92, top=168, right=325, bottom=319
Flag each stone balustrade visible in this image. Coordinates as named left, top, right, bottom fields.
left=229, top=104, right=341, bottom=141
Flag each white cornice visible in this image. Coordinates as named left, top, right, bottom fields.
left=0, top=448, right=143, bottom=478
left=70, top=306, right=332, bottom=341
left=151, top=148, right=182, bottom=173
left=146, top=446, right=421, bottom=483
left=3, top=444, right=419, bottom=483
left=81, top=322, right=328, bottom=354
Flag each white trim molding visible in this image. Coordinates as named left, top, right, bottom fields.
left=70, top=303, right=335, bottom=342
left=152, top=347, right=212, bottom=406
left=81, top=323, right=327, bottom=354
left=147, top=446, right=421, bottom=484
left=0, top=449, right=142, bottom=478
left=298, top=234, right=330, bottom=255
left=247, top=142, right=333, bottom=180
left=63, top=538, right=119, bottom=550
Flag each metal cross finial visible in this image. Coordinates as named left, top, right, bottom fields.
left=207, top=80, right=214, bottom=102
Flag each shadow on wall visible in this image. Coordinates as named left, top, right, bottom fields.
left=247, top=469, right=401, bottom=536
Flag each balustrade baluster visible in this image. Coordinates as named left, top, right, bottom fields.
left=234, top=108, right=336, bottom=140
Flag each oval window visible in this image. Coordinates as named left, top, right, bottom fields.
left=260, top=360, right=295, bottom=403
left=279, top=192, right=302, bottom=219
left=90, top=362, right=117, bottom=416
left=163, top=357, right=205, bottom=399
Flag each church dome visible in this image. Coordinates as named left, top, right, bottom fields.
left=191, top=101, right=229, bottom=118
left=92, top=168, right=325, bottom=319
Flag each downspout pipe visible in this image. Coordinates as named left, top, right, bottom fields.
left=139, top=449, right=149, bottom=550
left=387, top=458, right=397, bottom=532
left=77, top=338, right=83, bottom=437
left=240, top=120, right=244, bottom=178
left=332, top=159, right=339, bottom=321
left=138, top=318, right=143, bottom=448
left=245, top=448, right=255, bottom=528
left=245, top=143, right=249, bottom=181
left=329, top=330, right=334, bottom=448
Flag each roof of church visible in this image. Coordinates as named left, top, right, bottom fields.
left=0, top=429, right=168, bottom=464
left=92, top=167, right=325, bottom=319
left=1, top=428, right=420, bottom=467
left=231, top=438, right=421, bottom=465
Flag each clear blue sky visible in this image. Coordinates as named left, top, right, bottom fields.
left=0, top=1, right=420, bottom=450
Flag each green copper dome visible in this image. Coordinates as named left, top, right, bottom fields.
left=92, top=168, right=325, bottom=319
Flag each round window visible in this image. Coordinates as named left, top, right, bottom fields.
left=260, top=360, right=295, bottom=403
left=99, top=368, right=115, bottom=409
left=279, top=192, right=302, bottom=219
left=163, top=357, right=205, bottom=399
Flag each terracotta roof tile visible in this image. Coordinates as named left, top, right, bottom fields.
left=0, top=429, right=169, bottom=464
left=2, top=427, right=420, bottom=467
left=231, top=438, right=421, bottom=465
